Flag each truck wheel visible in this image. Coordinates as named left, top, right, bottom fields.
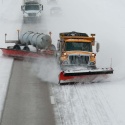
left=23, top=46, right=30, bottom=51
left=13, top=45, right=21, bottom=50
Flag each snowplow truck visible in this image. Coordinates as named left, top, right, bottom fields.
left=57, top=31, right=113, bottom=84
left=0, top=31, right=56, bottom=59
left=21, top=0, right=43, bottom=23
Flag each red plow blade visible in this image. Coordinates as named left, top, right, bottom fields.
left=59, top=68, right=113, bottom=84
left=0, top=48, right=55, bottom=59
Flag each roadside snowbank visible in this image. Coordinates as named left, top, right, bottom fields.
left=0, top=56, right=13, bottom=120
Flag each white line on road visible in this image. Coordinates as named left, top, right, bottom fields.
left=50, top=96, right=55, bottom=104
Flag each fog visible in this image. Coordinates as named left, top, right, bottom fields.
left=30, top=0, right=125, bottom=82
left=1, top=0, right=125, bottom=82
left=1, top=0, right=125, bottom=124
left=31, top=57, right=60, bottom=83
left=46, top=0, right=125, bottom=68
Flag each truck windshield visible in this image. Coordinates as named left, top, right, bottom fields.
left=65, top=42, right=92, bottom=52
left=25, top=5, right=39, bottom=10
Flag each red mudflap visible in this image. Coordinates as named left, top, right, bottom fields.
left=0, top=48, right=54, bottom=58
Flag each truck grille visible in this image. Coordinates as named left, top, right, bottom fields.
left=69, top=55, right=89, bottom=65
left=28, top=13, right=36, bottom=16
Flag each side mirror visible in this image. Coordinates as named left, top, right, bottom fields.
left=42, top=5, right=43, bottom=10
left=96, top=42, right=100, bottom=52
left=21, top=5, right=24, bottom=11
left=40, top=5, right=43, bottom=11
left=57, top=40, right=60, bottom=51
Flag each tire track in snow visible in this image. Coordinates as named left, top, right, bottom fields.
left=50, top=84, right=94, bottom=125
left=86, top=83, right=110, bottom=124
left=50, top=82, right=119, bottom=125
left=56, top=85, right=75, bottom=125
left=93, top=83, right=118, bottom=125
left=61, top=85, right=86, bottom=125
left=76, top=83, right=117, bottom=125
left=69, top=84, right=92, bottom=125
left=75, top=83, right=102, bottom=125
left=50, top=84, right=79, bottom=125
left=88, top=83, right=113, bottom=124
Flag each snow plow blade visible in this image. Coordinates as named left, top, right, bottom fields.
left=0, top=48, right=55, bottom=59
left=59, top=68, right=113, bottom=84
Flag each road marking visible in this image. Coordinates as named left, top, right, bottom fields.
left=50, top=96, right=55, bottom=104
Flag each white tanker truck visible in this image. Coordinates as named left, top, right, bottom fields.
left=0, top=31, right=56, bottom=58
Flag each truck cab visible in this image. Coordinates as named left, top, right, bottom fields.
left=57, top=32, right=99, bottom=69
left=21, top=0, right=43, bottom=23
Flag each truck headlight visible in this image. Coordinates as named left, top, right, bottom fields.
left=63, top=52, right=67, bottom=56
left=91, top=53, right=96, bottom=57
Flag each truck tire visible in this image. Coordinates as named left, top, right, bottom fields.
left=23, top=46, right=30, bottom=51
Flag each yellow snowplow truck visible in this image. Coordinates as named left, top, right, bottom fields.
left=57, top=31, right=113, bottom=84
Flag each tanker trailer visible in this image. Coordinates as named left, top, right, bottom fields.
left=0, top=31, right=56, bottom=59
left=20, top=31, right=52, bottom=50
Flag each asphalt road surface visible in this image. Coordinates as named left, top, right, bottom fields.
left=1, top=60, right=55, bottom=125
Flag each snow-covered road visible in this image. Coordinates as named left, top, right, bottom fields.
left=43, top=0, right=125, bottom=124
left=1, top=0, right=125, bottom=125
left=50, top=81, right=125, bottom=125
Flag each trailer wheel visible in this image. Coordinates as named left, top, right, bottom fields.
left=23, top=46, right=30, bottom=51
left=13, top=45, right=21, bottom=50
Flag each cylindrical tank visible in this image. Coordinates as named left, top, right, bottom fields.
left=20, top=31, right=52, bottom=49
left=21, top=31, right=33, bottom=45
